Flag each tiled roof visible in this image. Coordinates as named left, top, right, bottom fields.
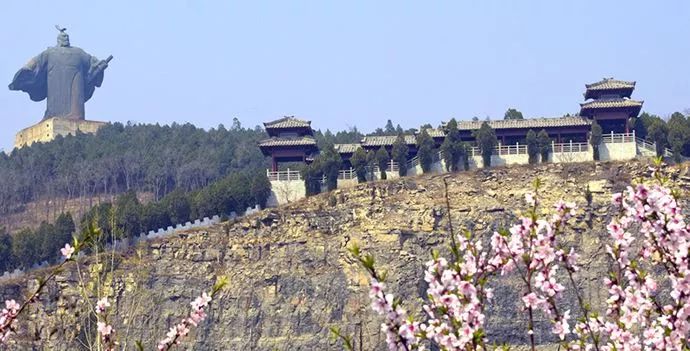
left=424, top=128, right=446, bottom=138
left=334, top=143, right=361, bottom=154
left=580, top=98, right=643, bottom=110
left=585, top=78, right=636, bottom=91
left=258, top=136, right=317, bottom=147
left=361, top=135, right=417, bottom=147
left=263, top=116, right=311, bottom=129
left=451, top=116, right=592, bottom=131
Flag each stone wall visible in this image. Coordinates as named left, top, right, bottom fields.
left=600, top=141, right=637, bottom=161
left=267, top=179, right=305, bottom=206
left=14, top=117, right=107, bottom=149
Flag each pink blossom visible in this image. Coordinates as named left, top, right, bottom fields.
left=60, top=244, right=75, bottom=260
left=97, top=322, right=113, bottom=336
left=96, top=297, right=110, bottom=315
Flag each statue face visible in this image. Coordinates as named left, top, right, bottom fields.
left=57, top=33, right=70, bottom=47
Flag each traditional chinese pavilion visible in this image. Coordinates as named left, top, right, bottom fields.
left=449, top=116, right=592, bottom=144
left=259, top=116, right=318, bottom=171
left=579, top=78, right=643, bottom=133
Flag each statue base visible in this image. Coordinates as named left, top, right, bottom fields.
left=14, top=117, right=107, bottom=149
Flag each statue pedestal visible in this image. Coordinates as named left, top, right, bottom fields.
left=14, top=117, right=107, bottom=149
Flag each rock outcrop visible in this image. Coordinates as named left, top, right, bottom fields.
left=2, top=159, right=684, bottom=350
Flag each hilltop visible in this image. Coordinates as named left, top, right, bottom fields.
left=1, top=159, right=684, bottom=350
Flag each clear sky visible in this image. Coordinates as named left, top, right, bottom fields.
left=1, top=1, right=689, bottom=151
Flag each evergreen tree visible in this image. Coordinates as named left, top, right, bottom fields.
left=504, top=108, right=524, bottom=120
left=537, top=129, right=551, bottom=163
left=12, top=228, right=40, bottom=269
left=375, top=147, right=390, bottom=180
left=440, top=119, right=462, bottom=172
left=473, top=122, right=497, bottom=168
left=416, top=129, right=435, bottom=173
left=526, top=129, right=539, bottom=164
left=115, top=191, right=142, bottom=238
left=350, top=147, right=368, bottom=183
left=391, top=135, right=409, bottom=177
left=460, top=143, right=470, bottom=171
left=319, top=143, right=343, bottom=191
left=384, top=120, right=396, bottom=134
left=647, top=118, right=669, bottom=157
left=667, top=112, right=689, bottom=162
left=301, top=160, right=323, bottom=196
left=0, top=228, right=15, bottom=272
left=590, top=121, right=603, bottom=161
left=163, top=189, right=192, bottom=225
left=250, top=171, right=272, bottom=209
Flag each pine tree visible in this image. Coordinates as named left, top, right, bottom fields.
left=526, top=130, right=539, bottom=164
left=537, top=129, right=551, bottom=163
left=375, top=147, right=390, bottom=180
left=473, top=122, right=497, bottom=168
left=590, top=121, right=603, bottom=161
left=416, top=129, right=435, bottom=173
left=391, top=135, right=409, bottom=177
left=350, top=147, right=368, bottom=183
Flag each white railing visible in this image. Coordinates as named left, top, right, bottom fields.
left=552, top=141, right=589, bottom=153
left=372, top=160, right=400, bottom=173
left=469, top=143, right=527, bottom=157
left=602, top=131, right=635, bottom=144
left=267, top=169, right=302, bottom=181
left=496, top=143, right=528, bottom=155
left=338, top=168, right=357, bottom=180
left=635, top=137, right=656, bottom=152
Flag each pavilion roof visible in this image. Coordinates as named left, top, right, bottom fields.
left=361, top=135, right=417, bottom=147
left=585, top=78, right=636, bottom=91
left=584, top=78, right=636, bottom=99
left=334, top=143, right=361, bottom=154
left=449, top=116, right=592, bottom=131
left=579, top=98, right=643, bottom=110
left=263, top=116, right=312, bottom=129
left=423, top=128, right=446, bottom=138
left=258, top=136, right=317, bottom=147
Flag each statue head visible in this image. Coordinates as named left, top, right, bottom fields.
left=55, top=25, right=70, bottom=47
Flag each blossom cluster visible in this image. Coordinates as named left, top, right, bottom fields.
left=157, top=292, right=212, bottom=350
left=569, top=182, right=690, bottom=350
left=95, top=297, right=116, bottom=351
left=0, top=299, right=20, bottom=344
left=359, top=169, right=690, bottom=351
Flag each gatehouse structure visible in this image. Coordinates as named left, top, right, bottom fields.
left=261, top=78, right=664, bottom=206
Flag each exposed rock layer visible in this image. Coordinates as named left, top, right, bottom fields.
left=3, top=160, right=687, bottom=350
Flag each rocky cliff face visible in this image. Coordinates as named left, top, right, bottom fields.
left=2, top=160, right=686, bottom=350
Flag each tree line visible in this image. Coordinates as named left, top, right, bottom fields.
left=0, top=119, right=267, bottom=216
left=0, top=169, right=271, bottom=273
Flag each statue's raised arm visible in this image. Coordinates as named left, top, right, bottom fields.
left=8, top=26, right=112, bottom=121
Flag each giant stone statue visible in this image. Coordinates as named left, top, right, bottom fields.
left=8, top=26, right=112, bottom=121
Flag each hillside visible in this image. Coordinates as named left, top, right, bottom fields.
left=1, top=159, right=683, bottom=350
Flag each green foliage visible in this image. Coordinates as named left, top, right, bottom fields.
left=416, top=129, right=435, bottom=173
left=504, top=108, right=524, bottom=120
left=162, top=189, right=192, bottom=225
left=537, top=129, right=551, bottom=163
left=319, top=143, right=343, bottom=191
left=667, top=112, right=690, bottom=162
left=391, top=135, right=409, bottom=177
left=590, top=121, right=603, bottom=161
left=250, top=171, right=272, bottom=209
left=114, top=191, right=142, bottom=239
left=440, top=119, right=463, bottom=172
left=473, top=122, right=497, bottom=168
left=302, top=161, right=323, bottom=197
left=350, top=147, right=368, bottom=183
left=375, top=147, right=390, bottom=180
left=526, top=130, right=539, bottom=164
left=647, top=117, right=669, bottom=157
left=313, top=127, right=364, bottom=148
left=0, top=121, right=268, bottom=217
left=0, top=228, right=15, bottom=272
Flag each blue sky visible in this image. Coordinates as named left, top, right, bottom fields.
left=1, top=1, right=689, bottom=151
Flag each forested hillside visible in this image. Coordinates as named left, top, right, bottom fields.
left=0, top=119, right=268, bottom=217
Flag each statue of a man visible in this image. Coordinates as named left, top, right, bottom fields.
left=8, top=26, right=112, bottom=121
